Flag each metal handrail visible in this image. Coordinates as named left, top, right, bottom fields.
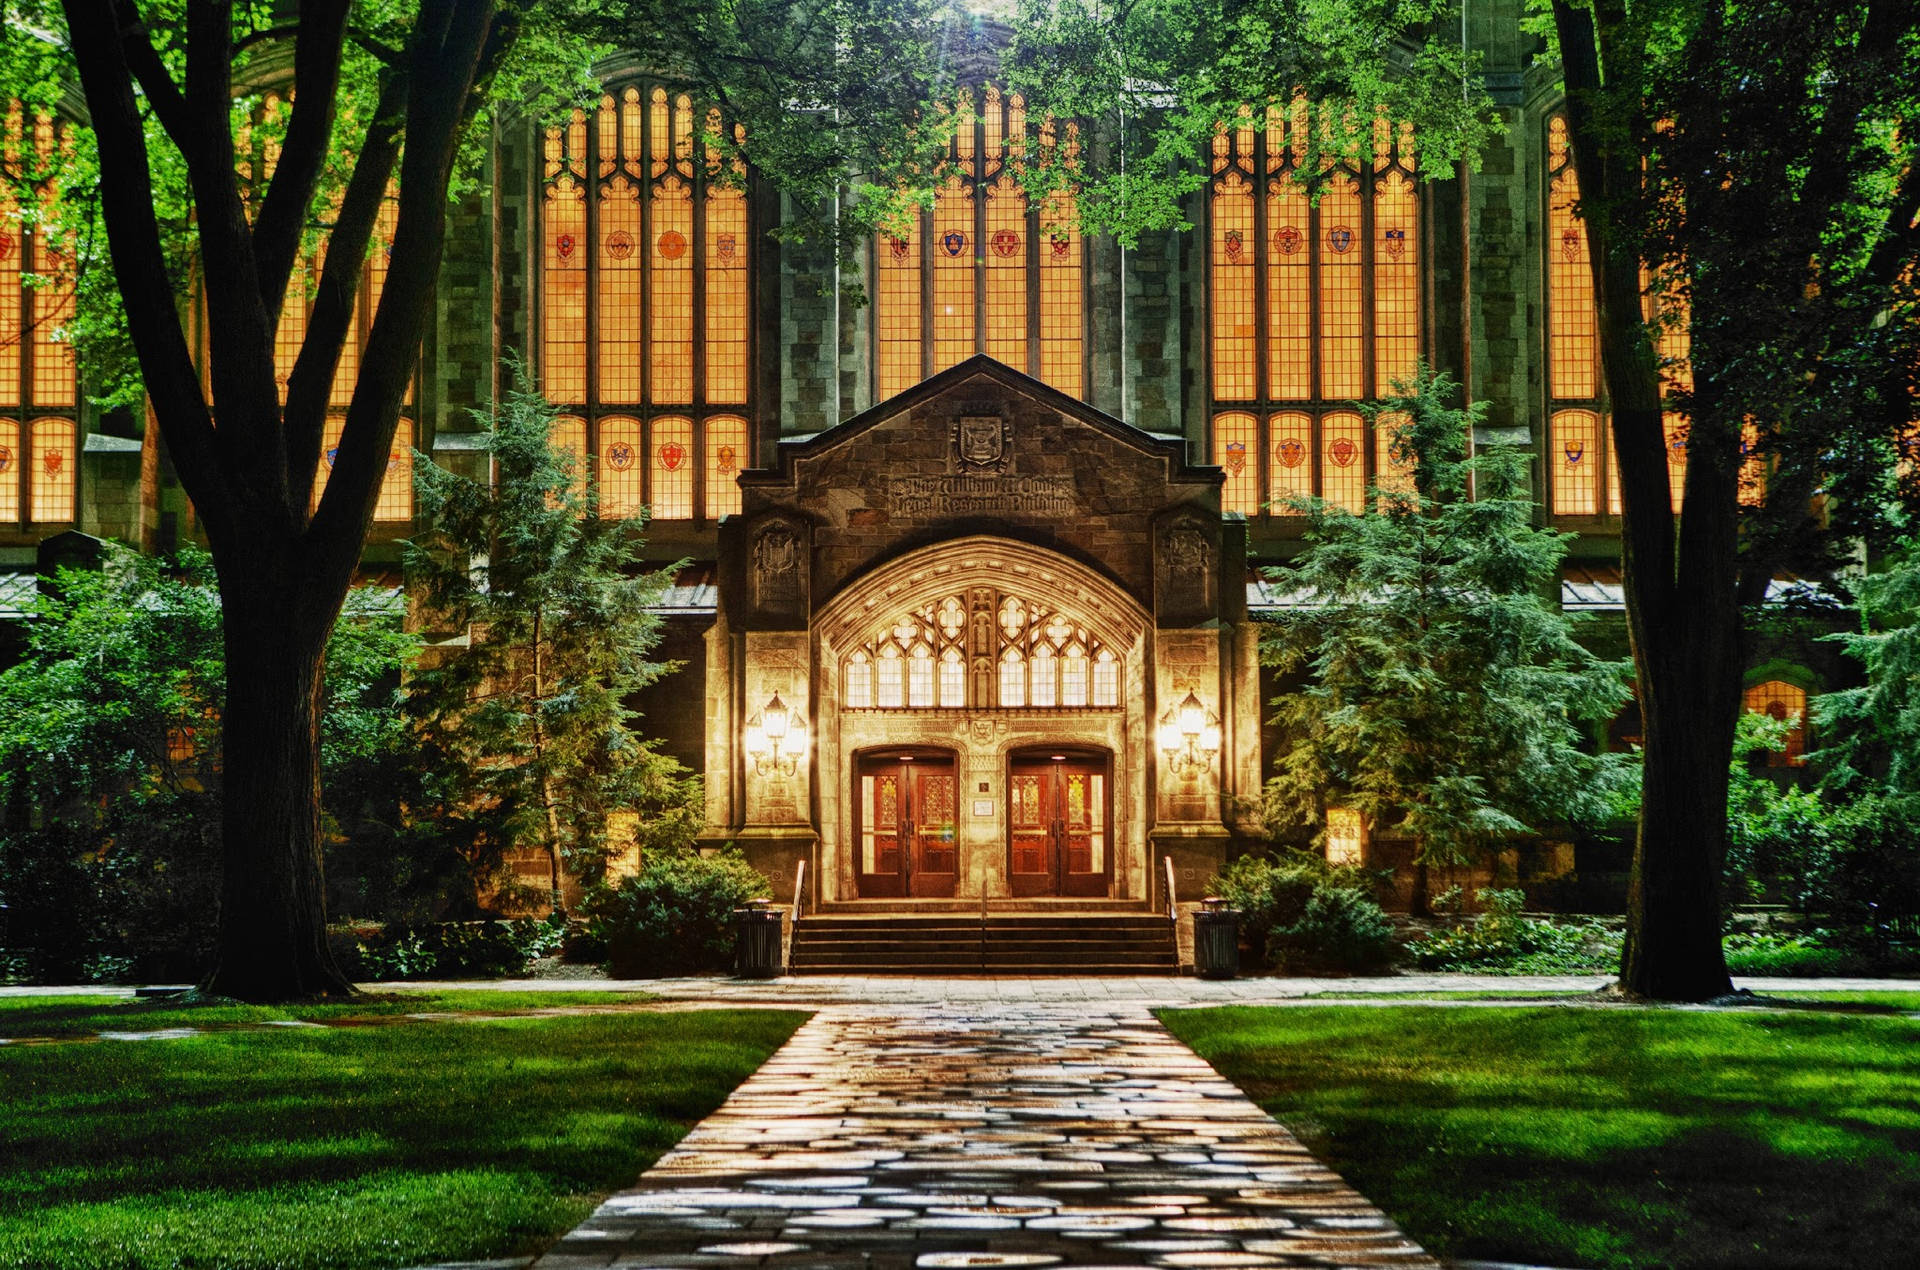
left=785, top=859, right=806, bottom=970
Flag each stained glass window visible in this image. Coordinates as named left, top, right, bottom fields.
left=1212, top=410, right=1259, bottom=516
left=1319, top=411, right=1367, bottom=514
left=1548, top=113, right=1691, bottom=520
left=1, top=102, right=78, bottom=526
left=314, top=417, right=413, bottom=522
left=1208, top=103, right=1422, bottom=516
left=538, top=80, right=752, bottom=522
left=705, top=414, right=748, bottom=520
left=873, top=88, right=1087, bottom=400
left=1374, top=411, right=1416, bottom=501
left=1552, top=409, right=1601, bottom=516
left=844, top=589, right=1120, bottom=711
left=650, top=415, right=694, bottom=520
left=1743, top=680, right=1809, bottom=767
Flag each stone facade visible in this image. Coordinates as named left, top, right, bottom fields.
left=703, top=359, right=1260, bottom=908
left=0, top=0, right=1839, bottom=910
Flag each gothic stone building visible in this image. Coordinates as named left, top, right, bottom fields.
left=0, top=2, right=1829, bottom=922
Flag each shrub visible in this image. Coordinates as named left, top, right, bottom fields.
left=1268, top=883, right=1398, bottom=973
left=1212, top=851, right=1376, bottom=967
left=1408, top=887, right=1620, bottom=973
left=1721, top=929, right=1857, bottom=977
left=584, top=847, right=771, bottom=977
left=0, top=791, right=220, bottom=984
left=334, top=920, right=534, bottom=982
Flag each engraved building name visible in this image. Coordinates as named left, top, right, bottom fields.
left=888, top=473, right=1078, bottom=517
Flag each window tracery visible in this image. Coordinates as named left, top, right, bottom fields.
left=842, top=589, right=1120, bottom=711
left=1209, top=104, right=1422, bottom=517
left=0, top=102, right=77, bottom=527
left=539, top=84, right=750, bottom=522
left=872, top=87, right=1086, bottom=401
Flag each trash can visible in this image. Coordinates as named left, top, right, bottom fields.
left=733, top=900, right=785, bottom=979
left=1193, top=896, right=1241, bottom=980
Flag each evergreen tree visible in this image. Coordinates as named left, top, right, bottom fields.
left=1814, top=541, right=1920, bottom=799
left=404, top=371, right=697, bottom=913
left=1262, top=366, right=1635, bottom=908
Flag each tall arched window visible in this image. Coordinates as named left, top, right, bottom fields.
left=872, top=87, right=1086, bottom=401
left=0, top=102, right=77, bottom=528
left=1209, top=103, right=1422, bottom=517
left=241, top=93, right=413, bottom=523
left=1546, top=113, right=1689, bottom=519
left=540, top=84, right=751, bottom=522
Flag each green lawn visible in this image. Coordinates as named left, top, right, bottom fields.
left=1162, top=1004, right=1920, bottom=1270
left=0, top=1005, right=805, bottom=1270
left=0, top=988, right=659, bottom=1039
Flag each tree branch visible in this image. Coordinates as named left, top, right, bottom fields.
left=308, top=0, right=501, bottom=599
left=106, top=0, right=190, bottom=145
left=60, top=0, right=225, bottom=529
left=252, top=0, right=352, bottom=320
left=281, top=72, right=406, bottom=509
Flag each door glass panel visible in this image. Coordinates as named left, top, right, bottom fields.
left=1010, top=773, right=1048, bottom=876
left=873, top=773, right=900, bottom=874
left=1086, top=773, right=1105, bottom=873
left=917, top=772, right=957, bottom=876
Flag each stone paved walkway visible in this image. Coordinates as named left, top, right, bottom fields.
left=530, top=1003, right=1436, bottom=1269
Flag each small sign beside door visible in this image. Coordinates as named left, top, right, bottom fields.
left=972, top=799, right=996, bottom=818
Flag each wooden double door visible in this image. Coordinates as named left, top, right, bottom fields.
left=1008, top=751, right=1111, bottom=898
left=854, top=750, right=959, bottom=898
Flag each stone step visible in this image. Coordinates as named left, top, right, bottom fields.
left=790, top=913, right=1179, bottom=975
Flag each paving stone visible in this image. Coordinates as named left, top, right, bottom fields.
left=528, top=1004, right=1437, bottom=1269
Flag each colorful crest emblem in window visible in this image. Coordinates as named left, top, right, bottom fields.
left=387, top=449, right=403, bottom=473
left=1328, top=436, right=1359, bottom=467
left=887, top=236, right=911, bottom=260
left=0, top=444, right=11, bottom=473
left=1223, top=441, right=1246, bottom=475
left=605, top=229, right=635, bottom=260
left=657, top=230, right=688, bottom=260
left=990, top=228, right=1020, bottom=258
left=1276, top=437, right=1307, bottom=469
left=1049, top=232, right=1071, bottom=259
left=941, top=229, right=968, bottom=257
left=606, top=441, right=635, bottom=472
left=0, top=231, right=13, bottom=262
left=1383, top=227, right=1407, bottom=258
left=1564, top=439, right=1587, bottom=466
left=716, top=444, right=737, bottom=474
left=554, top=232, right=576, bottom=261
left=716, top=232, right=737, bottom=261
left=1273, top=225, right=1303, bottom=256
left=659, top=441, right=686, bottom=471
left=1223, top=228, right=1244, bottom=262
left=325, top=446, right=340, bottom=469
left=1327, top=225, right=1355, bottom=254
left=1561, top=227, right=1582, bottom=261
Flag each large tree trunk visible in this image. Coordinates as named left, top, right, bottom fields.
left=201, top=546, right=353, bottom=1000
left=1620, top=652, right=1738, bottom=999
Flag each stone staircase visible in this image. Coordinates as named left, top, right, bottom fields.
left=789, top=913, right=1180, bottom=975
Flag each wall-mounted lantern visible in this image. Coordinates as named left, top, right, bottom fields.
left=1157, top=689, right=1221, bottom=780
left=743, top=691, right=807, bottom=776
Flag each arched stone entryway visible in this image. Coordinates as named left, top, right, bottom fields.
left=813, top=535, right=1153, bottom=905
